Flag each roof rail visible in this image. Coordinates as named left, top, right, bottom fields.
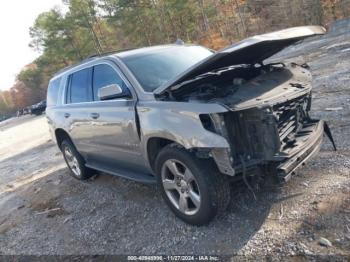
left=53, top=56, right=98, bottom=76
left=87, top=47, right=136, bottom=59
left=53, top=47, right=137, bottom=77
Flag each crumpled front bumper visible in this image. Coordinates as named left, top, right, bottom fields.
left=276, top=119, right=325, bottom=182
left=211, top=116, right=335, bottom=181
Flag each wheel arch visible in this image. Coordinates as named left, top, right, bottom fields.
left=55, top=128, right=74, bottom=150
left=146, top=137, right=179, bottom=172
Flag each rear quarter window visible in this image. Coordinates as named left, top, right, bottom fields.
left=47, top=77, right=62, bottom=107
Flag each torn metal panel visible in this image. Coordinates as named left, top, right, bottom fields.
left=211, top=148, right=235, bottom=176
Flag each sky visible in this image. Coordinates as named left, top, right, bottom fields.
left=0, top=0, right=64, bottom=90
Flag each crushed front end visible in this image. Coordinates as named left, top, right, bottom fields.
left=195, top=64, right=335, bottom=182
left=157, top=61, right=334, bottom=182
left=153, top=26, right=331, bottom=182
left=210, top=93, right=326, bottom=182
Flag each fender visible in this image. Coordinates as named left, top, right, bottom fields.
left=137, top=101, right=231, bottom=166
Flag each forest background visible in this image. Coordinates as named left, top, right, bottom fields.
left=1, top=0, right=349, bottom=116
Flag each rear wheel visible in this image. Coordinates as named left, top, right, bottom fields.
left=61, top=140, right=94, bottom=180
left=155, top=144, right=231, bottom=225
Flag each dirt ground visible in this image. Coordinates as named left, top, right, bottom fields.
left=0, top=25, right=350, bottom=259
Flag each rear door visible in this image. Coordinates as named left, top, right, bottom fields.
left=85, top=61, right=146, bottom=172
left=64, top=67, right=93, bottom=157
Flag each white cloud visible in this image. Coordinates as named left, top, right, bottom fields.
left=0, top=0, right=63, bottom=90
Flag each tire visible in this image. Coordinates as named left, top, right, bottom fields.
left=155, top=144, right=231, bottom=226
left=61, top=139, right=94, bottom=180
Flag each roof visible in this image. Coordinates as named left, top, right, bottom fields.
left=113, top=44, right=197, bottom=59
left=53, top=44, right=195, bottom=78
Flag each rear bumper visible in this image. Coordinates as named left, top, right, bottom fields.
left=276, top=119, right=324, bottom=182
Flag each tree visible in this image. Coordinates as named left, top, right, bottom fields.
left=2, top=0, right=347, bottom=119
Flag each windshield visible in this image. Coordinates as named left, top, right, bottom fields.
left=121, top=46, right=213, bottom=92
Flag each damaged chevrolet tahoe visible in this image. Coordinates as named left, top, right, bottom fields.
left=46, top=26, right=336, bottom=225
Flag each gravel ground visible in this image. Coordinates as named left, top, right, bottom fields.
left=0, top=23, right=349, bottom=258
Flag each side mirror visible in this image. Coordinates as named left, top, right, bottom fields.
left=98, top=84, right=124, bottom=100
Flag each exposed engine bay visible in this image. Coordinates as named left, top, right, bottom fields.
left=159, top=63, right=312, bottom=108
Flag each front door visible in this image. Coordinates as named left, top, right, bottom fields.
left=85, top=62, right=146, bottom=172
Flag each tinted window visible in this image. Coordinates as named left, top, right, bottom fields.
left=47, top=77, right=61, bottom=106
left=121, top=46, right=213, bottom=92
left=92, top=64, right=129, bottom=100
left=69, top=68, right=91, bottom=103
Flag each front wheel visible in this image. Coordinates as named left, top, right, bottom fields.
left=155, top=145, right=231, bottom=225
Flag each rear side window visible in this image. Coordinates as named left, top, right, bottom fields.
left=68, top=68, right=91, bottom=103
left=92, top=64, right=129, bottom=100
left=47, top=77, right=61, bottom=106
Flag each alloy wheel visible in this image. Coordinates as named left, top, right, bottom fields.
left=161, top=159, right=201, bottom=215
left=64, top=147, right=81, bottom=177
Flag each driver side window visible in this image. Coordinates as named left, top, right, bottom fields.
left=92, top=64, right=129, bottom=101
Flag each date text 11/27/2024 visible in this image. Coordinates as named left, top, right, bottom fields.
left=127, top=255, right=220, bottom=261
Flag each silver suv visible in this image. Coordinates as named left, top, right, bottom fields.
left=46, top=26, right=335, bottom=225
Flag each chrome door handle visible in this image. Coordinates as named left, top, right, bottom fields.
left=64, top=113, right=70, bottom=118
left=90, top=113, right=100, bottom=119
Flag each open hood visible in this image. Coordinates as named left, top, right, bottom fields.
left=154, top=26, right=325, bottom=96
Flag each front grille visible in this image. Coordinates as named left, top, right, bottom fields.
left=273, top=95, right=308, bottom=149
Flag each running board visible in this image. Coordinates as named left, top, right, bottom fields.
left=85, top=163, right=156, bottom=184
